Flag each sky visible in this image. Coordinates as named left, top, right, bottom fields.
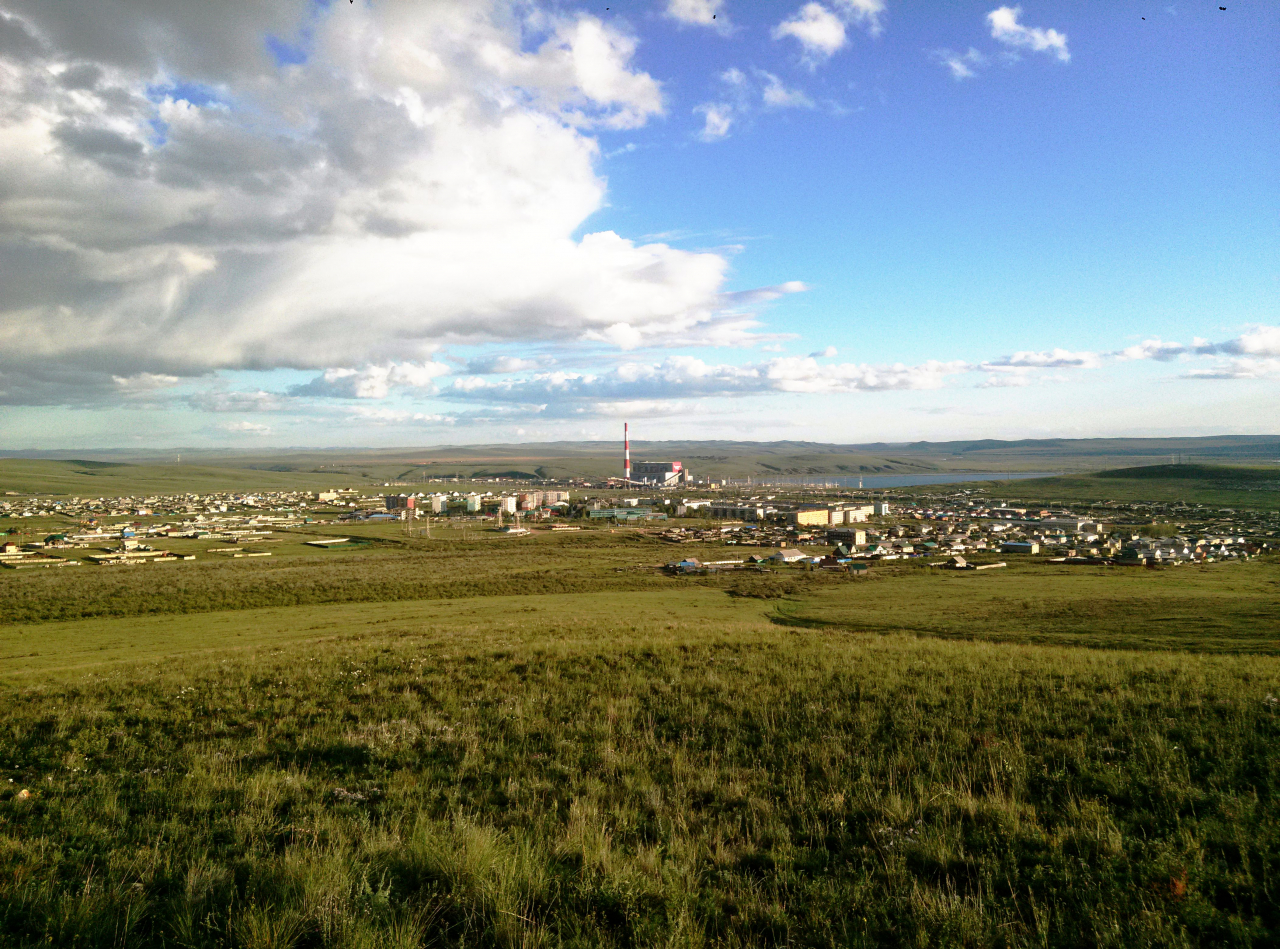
left=0, top=0, right=1276, bottom=450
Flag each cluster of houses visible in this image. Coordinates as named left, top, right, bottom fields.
left=659, top=492, right=1273, bottom=571
left=0, top=512, right=303, bottom=568
left=1, top=489, right=331, bottom=521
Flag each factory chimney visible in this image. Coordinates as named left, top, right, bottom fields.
left=624, top=422, right=631, bottom=483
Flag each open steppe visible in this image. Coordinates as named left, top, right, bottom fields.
left=1, top=516, right=1277, bottom=947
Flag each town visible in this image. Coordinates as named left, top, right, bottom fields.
left=3, top=468, right=1273, bottom=571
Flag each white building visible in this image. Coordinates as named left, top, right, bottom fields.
left=631, top=461, right=690, bottom=486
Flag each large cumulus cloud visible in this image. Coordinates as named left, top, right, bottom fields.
left=0, top=0, right=753, bottom=404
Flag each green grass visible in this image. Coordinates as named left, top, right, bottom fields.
left=1, top=526, right=1278, bottom=945
left=0, top=527, right=699, bottom=626
left=775, top=560, right=1280, bottom=653
left=2, top=597, right=1278, bottom=946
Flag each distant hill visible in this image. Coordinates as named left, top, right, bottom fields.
left=1098, top=464, right=1280, bottom=482
left=1, top=438, right=1277, bottom=494
left=981, top=463, right=1280, bottom=511
left=4, top=434, right=1276, bottom=471
left=0, top=459, right=367, bottom=497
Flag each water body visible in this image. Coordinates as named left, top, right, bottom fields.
left=752, top=472, right=1061, bottom=490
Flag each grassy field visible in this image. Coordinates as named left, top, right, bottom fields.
left=0, top=526, right=692, bottom=626
left=776, top=560, right=1280, bottom=653
left=1, top=526, right=1278, bottom=946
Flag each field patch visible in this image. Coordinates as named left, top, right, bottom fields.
left=777, top=560, right=1280, bottom=653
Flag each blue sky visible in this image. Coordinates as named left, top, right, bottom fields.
left=600, top=1, right=1275, bottom=360
left=0, top=0, right=1275, bottom=448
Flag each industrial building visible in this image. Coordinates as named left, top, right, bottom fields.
left=631, top=461, right=689, bottom=487
left=588, top=507, right=667, bottom=522
left=622, top=423, right=690, bottom=486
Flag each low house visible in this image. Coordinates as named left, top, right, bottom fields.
left=668, top=558, right=703, bottom=574
left=770, top=548, right=808, bottom=564
left=1001, top=541, right=1039, bottom=554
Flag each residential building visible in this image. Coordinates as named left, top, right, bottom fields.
left=786, top=508, right=831, bottom=527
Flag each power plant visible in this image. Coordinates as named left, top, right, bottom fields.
left=620, top=423, right=691, bottom=487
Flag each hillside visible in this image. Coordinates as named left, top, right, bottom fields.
left=981, top=463, right=1280, bottom=510
left=0, top=459, right=369, bottom=498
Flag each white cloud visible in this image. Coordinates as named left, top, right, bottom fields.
left=464, top=355, right=543, bottom=374
left=1116, top=326, right=1280, bottom=380
left=982, top=348, right=1102, bottom=370
left=1220, top=325, right=1280, bottom=358
left=694, top=102, right=733, bottom=140
left=514, top=18, right=665, bottom=130
left=189, top=390, right=291, bottom=413
left=1111, top=325, right=1280, bottom=379
left=935, top=47, right=986, bottom=80
left=1183, top=358, right=1280, bottom=380
left=693, top=70, right=814, bottom=142
left=112, top=372, right=182, bottom=393
left=290, top=362, right=451, bottom=399
left=445, top=353, right=970, bottom=410
left=1115, top=338, right=1201, bottom=362
left=666, top=0, right=727, bottom=29
left=577, top=281, right=807, bottom=349
left=217, top=420, right=271, bottom=434
left=0, top=1, right=789, bottom=405
left=759, top=71, right=815, bottom=109
left=978, top=371, right=1034, bottom=388
left=832, top=0, right=887, bottom=37
left=346, top=405, right=455, bottom=425
left=773, top=4, right=847, bottom=63
left=987, top=6, right=1070, bottom=62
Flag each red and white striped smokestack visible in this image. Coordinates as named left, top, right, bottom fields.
left=624, top=422, right=631, bottom=482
